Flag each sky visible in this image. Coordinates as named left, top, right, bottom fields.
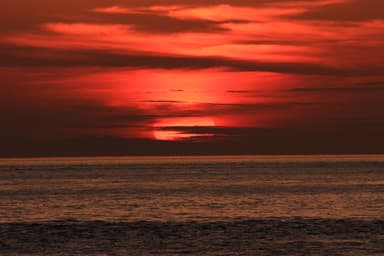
left=1, top=0, right=384, bottom=156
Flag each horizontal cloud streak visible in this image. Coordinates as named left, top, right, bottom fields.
left=0, top=44, right=364, bottom=75
left=290, top=0, right=384, bottom=21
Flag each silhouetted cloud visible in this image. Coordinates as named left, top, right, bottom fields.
left=288, top=86, right=384, bottom=93
left=0, top=44, right=359, bottom=75
left=156, top=126, right=281, bottom=136
left=290, top=0, right=384, bottom=21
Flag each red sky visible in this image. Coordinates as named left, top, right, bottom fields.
left=1, top=0, right=384, bottom=156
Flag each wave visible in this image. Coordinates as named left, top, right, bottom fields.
left=1, top=218, right=384, bottom=255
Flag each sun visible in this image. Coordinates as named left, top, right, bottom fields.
left=153, top=117, right=215, bottom=141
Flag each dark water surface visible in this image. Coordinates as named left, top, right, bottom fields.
left=1, top=155, right=384, bottom=255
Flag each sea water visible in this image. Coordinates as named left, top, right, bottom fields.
left=1, top=155, right=384, bottom=255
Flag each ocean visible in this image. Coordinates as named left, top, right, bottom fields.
left=1, top=155, right=384, bottom=255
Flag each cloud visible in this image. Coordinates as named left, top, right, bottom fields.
left=156, top=125, right=281, bottom=137
left=290, top=0, right=384, bottom=21
left=142, top=100, right=185, bottom=103
left=227, top=90, right=260, bottom=94
left=0, top=43, right=354, bottom=75
left=87, top=11, right=232, bottom=34
left=0, top=95, right=155, bottom=138
left=0, top=70, right=156, bottom=139
left=3, top=1, right=382, bottom=76
left=0, top=0, right=302, bottom=35
left=288, top=85, right=384, bottom=93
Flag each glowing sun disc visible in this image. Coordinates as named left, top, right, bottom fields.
left=153, top=117, right=215, bottom=141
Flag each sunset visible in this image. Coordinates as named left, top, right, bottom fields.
left=1, top=1, right=384, bottom=255
left=1, top=0, right=384, bottom=155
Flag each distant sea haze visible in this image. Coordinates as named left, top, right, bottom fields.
left=1, top=155, right=384, bottom=255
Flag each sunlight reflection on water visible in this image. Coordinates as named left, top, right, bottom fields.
left=1, top=155, right=384, bottom=223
